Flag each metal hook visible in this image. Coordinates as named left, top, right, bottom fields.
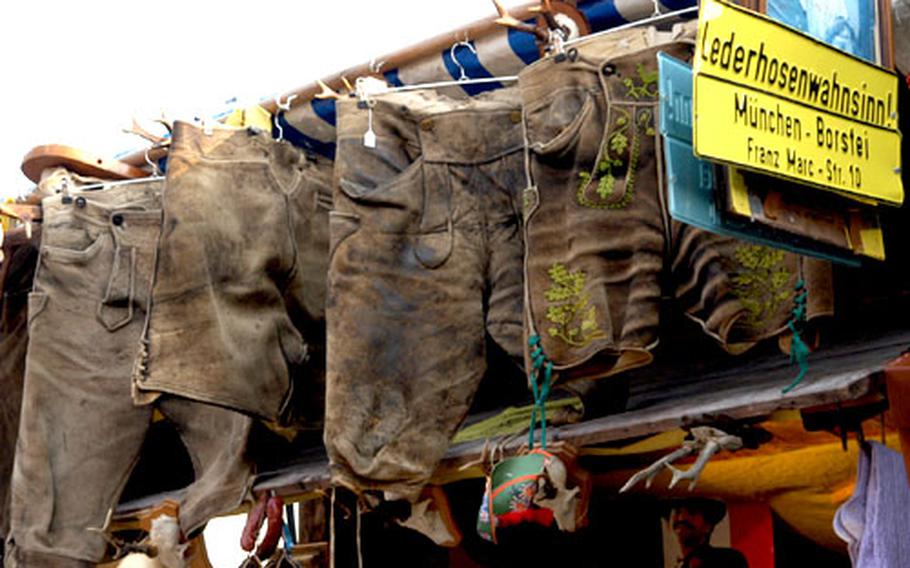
left=144, top=146, right=161, bottom=176
left=273, top=93, right=298, bottom=143
left=368, top=58, right=386, bottom=74
left=449, top=40, right=477, bottom=81
left=651, top=0, right=662, bottom=17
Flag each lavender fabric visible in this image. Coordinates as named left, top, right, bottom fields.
left=833, top=441, right=910, bottom=567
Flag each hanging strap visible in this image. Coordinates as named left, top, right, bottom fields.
left=782, top=279, right=810, bottom=394
left=528, top=335, right=554, bottom=449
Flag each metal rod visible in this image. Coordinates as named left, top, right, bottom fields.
left=380, top=75, right=519, bottom=95
left=76, top=176, right=165, bottom=193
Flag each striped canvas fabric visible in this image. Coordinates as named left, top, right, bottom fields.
left=282, top=0, right=696, bottom=159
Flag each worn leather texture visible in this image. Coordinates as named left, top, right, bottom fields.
left=519, top=24, right=833, bottom=383
left=0, top=227, right=40, bottom=546
left=137, top=122, right=332, bottom=422
left=325, top=88, right=526, bottom=501
left=6, top=182, right=253, bottom=565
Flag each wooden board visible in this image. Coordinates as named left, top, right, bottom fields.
left=108, top=328, right=910, bottom=518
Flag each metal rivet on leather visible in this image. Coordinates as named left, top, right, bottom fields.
left=602, top=63, right=617, bottom=76
left=75, top=196, right=86, bottom=208
left=111, top=214, right=124, bottom=226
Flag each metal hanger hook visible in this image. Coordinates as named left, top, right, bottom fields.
left=368, top=57, right=386, bottom=74
left=144, top=146, right=161, bottom=176
left=651, top=0, right=662, bottom=17
left=450, top=40, right=477, bottom=81
left=273, top=94, right=298, bottom=143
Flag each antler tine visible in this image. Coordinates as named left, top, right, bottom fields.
left=667, top=430, right=744, bottom=491
left=123, top=117, right=167, bottom=145
left=529, top=0, right=553, bottom=13
left=619, top=445, right=696, bottom=493
left=667, top=440, right=721, bottom=491
left=492, top=0, right=550, bottom=41
left=491, top=0, right=509, bottom=18
left=340, top=76, right=355, bottom=94
left=620, top=427, right=746, bottom=494
left=315, top=79, right=342, bottom=100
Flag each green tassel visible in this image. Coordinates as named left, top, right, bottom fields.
left=527, top=335, right=553, bottom=449
left=782, top=280, right=810, bottom=394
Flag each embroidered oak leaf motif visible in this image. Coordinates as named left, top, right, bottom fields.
left=596, top=175, right=615, bottom=199
left=730, top=245, right=793, bottom=328
left=609, top=130, right=629, bottom=155
left=544, top=263, right=607, bottom=347
left=577, top=108, right=654, bottom=210
left=624, top=63, right=659, bottom=100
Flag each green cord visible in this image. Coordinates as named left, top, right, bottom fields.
left=528, top=335, right=553, bottom=449
left=782, top=280, right=810, bottom=394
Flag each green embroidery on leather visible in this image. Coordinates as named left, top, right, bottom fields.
left=543, top=263, right=607, bottom=347
left=731, top=245, right=793, bottom=328
left=623, top=63, right=659, bottom=100
left=576, top=108, right=654, bottom=210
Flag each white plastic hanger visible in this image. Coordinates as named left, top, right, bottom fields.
left=356, top=38, right=520, bottom=147
left=356, top=39, right=519, bottom=101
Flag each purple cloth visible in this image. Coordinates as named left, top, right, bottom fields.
left=834, top=441, right=910, bottom=567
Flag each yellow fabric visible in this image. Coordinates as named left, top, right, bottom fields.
left=593, top=417, right=899, bottom=550
left=222, top=105, right=272, bottom=131
left=1, top=198, right=14, bottom=233
left=435, top=411, right=899, bottom=550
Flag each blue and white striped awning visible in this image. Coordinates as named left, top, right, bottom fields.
left=282, top=0, right=697, bottom=159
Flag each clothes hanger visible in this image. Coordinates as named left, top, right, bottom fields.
left=58, top=145, right=166, bottom=194
left=273, top=94, right=298, bottom=143
left=353, top=38, right=519, bottom=100
left=354, top=38, right=520, bottom=147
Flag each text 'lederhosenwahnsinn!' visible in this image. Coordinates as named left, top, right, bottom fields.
left=699, top=22, right=894, bottom=130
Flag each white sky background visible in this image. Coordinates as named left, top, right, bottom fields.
left=0, top=1, right=525, bottom=565
left=0, top=0, right=527, bottom=200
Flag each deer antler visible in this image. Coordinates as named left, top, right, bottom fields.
left=491, top=0, right=549, bottom=41
left=620, top=427, right=744, bottom=493
left=123, top=117, right=167, bottom=145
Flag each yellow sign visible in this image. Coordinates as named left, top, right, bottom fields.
left=695, top=74, right=903, bottom=203
left=693, top=0, right=904, bottom=205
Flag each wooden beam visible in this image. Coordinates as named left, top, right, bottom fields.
left=114, top=330, right=910, bottom=525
